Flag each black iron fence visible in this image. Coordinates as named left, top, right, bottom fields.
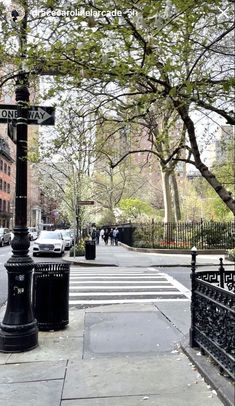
left=190, top=254, right=235, bottom=379
left=118, top=221, right=235, bottom=250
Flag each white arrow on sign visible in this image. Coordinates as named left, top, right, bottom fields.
left=28, top=107, right=51, bottom=124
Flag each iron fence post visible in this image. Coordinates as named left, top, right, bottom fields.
left=219, top=257, right=225, bottom=289
left=190, top=246, right=198, bottom=347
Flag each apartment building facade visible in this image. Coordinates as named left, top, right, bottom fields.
left=0, top=138, right=14, bottom=227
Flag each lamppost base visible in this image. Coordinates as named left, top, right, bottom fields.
left=0, top=326, right=38, bottom=353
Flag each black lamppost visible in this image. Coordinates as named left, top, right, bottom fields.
left=0, top=5, right=38, bottom=351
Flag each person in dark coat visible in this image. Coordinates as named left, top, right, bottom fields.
left=96, top=229, right=100, bottom=244
left=109, top=228, right=114, bottom=245
left=113, top=227, right=119, bottom=245
left=103, top=228, right=109, bottom=245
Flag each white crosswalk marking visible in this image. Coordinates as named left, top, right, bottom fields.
left=69, top=267, right=191, bottom=307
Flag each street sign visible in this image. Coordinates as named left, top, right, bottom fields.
left=0, top=104, right=55, bottom=125
left=77, top=201, right=95, bottom=205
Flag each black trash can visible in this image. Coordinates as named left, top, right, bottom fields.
left=33, top=263, right=70, bottom=331
left=85, top=240, right=96, bottom=260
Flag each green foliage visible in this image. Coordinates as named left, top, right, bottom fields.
left=98, top=209, right=116, bottom=226
left=192, top=223, right=235, bottom=249
left=227, top=248, right=235, bottom=262
left=69, top=240, right=85, bottom=257
left=0, top=0, right=234, bottom=218
left=132, top=221, right=234, bottom=249
left=118, top=198, right=156, bottom=221
left=133, top=240, right=154, bottom=249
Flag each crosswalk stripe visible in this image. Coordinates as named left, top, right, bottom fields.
left=70, top=272, right=166, bottom=276
left=68, top=267, right=190, bottom=306
left=69, top=297, right=188, bottom=305
left=70, top=291, right=183, bottom=296
left=70, top=285, right=175, bottom=290
left=69, top=276, right=168, bottom=279
left=70, top=281, right=171, bottom=285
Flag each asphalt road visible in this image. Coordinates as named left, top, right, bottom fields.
left=0, top=243, right=66, bottom=307
left=156, top=266, right=192, bottom=290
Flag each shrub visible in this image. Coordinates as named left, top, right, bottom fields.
left=70, top=240, right=85, bottom=256
left=133, top=240, right=153, bottom=248
left=227, top=248, right=235, bottom=262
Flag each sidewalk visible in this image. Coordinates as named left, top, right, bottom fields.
left=0, top=244, right=233, bottom=406
left=64, top=241, right=232, bottom=267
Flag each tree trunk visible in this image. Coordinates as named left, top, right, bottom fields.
left=161, top=169, right=174, bottom=222
left=175, top=103, right=235, bottom=215
left=171, top=173, right=181, bottom=221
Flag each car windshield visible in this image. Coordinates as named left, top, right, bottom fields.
left=39, top=231, right=62, bottom=240
left=61, top=230, right=70, bottom=237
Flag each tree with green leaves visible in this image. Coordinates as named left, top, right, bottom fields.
left=0, top=0, right=234, bottom=214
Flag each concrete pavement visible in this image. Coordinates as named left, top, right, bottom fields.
left=0, top=243, right=233, bottom=406
left=64, top=241, right=232, bottom=268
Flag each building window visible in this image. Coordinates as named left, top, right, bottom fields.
left=3, top=200, right=6, bottom=212
left=8, top=201, right=10, bottom=212
left=3, top=182, right=6, bottom=192
left=0, top=199, right=2, bottom=211
left=0, top=179, right=2, bottom=190
left=4, top=163, right=7, bottom=173
left=7, top=184, right=10, bottom=193
left=0, top=160, right=3, bottom=171
left=8, top=166, right=11, bottom=176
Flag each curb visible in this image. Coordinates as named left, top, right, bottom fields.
left=62, top=255, right=117, bottom=267
left=181, top=337, right=234, bottom=406
left=119, top=242, right=227, bottom=255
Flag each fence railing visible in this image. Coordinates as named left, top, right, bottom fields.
left=118, top=221, right=235, bottom=250
left=190, top=252, right=235, bottom=379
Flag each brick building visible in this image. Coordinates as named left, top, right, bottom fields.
left=0, top=138, right=14, bottom=227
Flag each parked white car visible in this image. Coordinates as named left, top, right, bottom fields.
left=0, top=228, right=11, bottom=246
left=33, top=230, right=66, bottom=256
left=57, top=229, right=73, bottom=249
left=28, top=227, right=38, bottom=241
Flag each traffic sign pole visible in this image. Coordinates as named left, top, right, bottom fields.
left=0, top=71, right=38, bottom=353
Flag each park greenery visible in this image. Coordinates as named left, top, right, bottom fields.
left=0, top=0, right=234, bottom=225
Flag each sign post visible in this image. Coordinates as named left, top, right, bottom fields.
left=0, top=90, right=55, bottom=352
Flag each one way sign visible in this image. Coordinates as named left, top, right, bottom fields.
left=0, top=104, right=55, bottom=125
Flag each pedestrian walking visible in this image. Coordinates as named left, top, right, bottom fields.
left=91, top=227, right=96, bottom=241
left=113, top=227, right=119, bottom=245
left=109, top=228, right=114, bottom=245
left=103, top=228, right=109, bottom=245
left=96, top=229, right=100, bottom=245
left=100, top=228, right=105, bottom=240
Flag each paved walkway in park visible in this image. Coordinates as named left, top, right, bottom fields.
left=64, top=240, right=231, bottom=267
left=0, top=244, right=233, bottom=406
